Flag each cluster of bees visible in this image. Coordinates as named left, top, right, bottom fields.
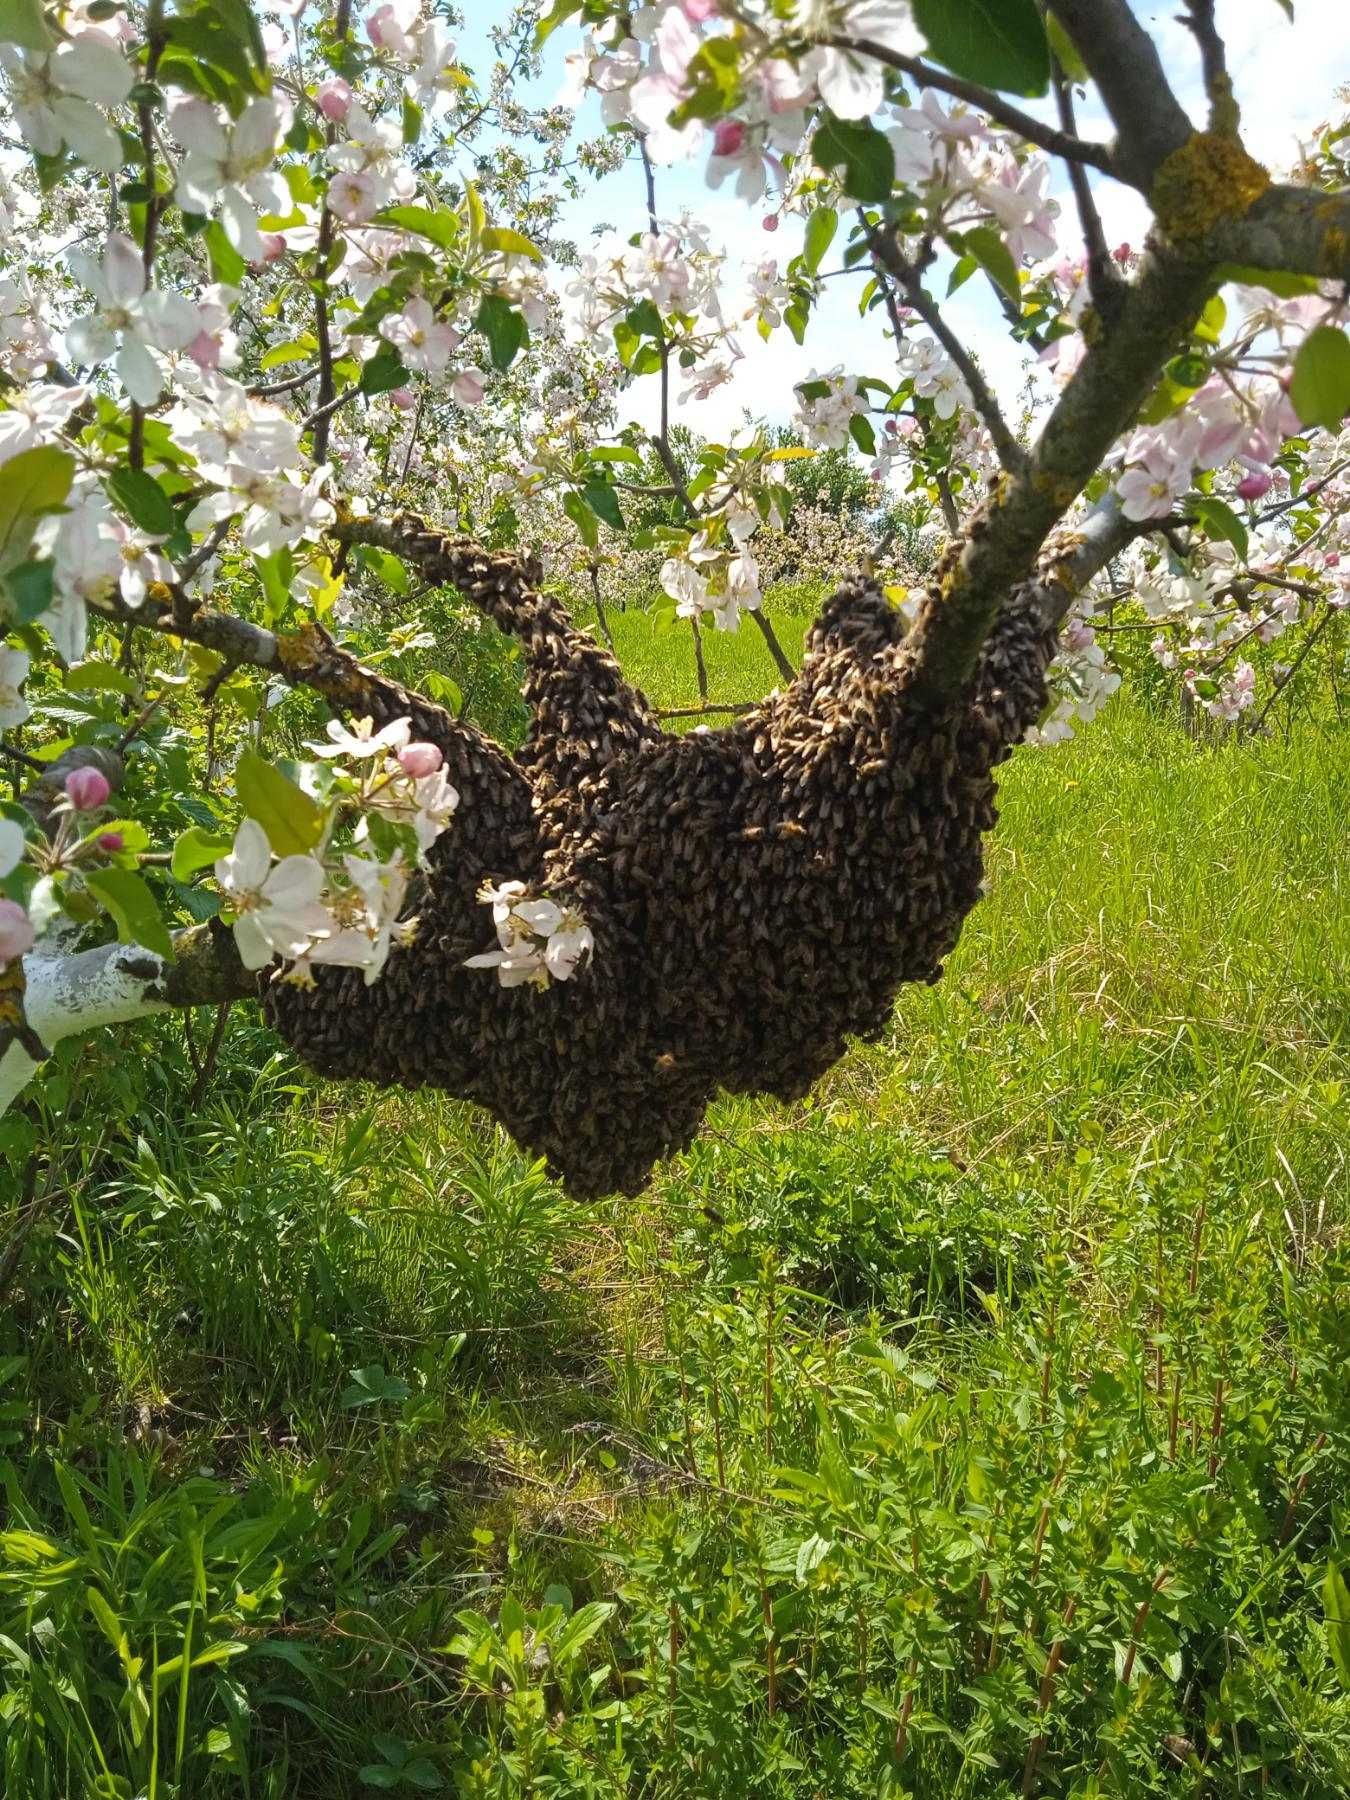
left=266, top=518, right=1057, bottom=1199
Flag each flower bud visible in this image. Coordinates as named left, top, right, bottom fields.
left=1113, top=242, right=1132, bottom=262
left=97, top=831, right=125, bottom=854
left=65, top=766, right=111, bottom=812
left=260, top=233, right=287, bottom=263
left=316, top=76, right=353, bottom=121
left=683, top=0, right=719, bottom=19
left=390, top=385, right=416, bottom=410
left=186, top=329, right=222, bottom=370
left=712, top=119, right=745, bottom=157
left=761, top=213, right=779, bottom=233
left=398, top=741, right=444, bottom=778
left=1236, top=469, right=1272, bottom=501
left=0, top=899, right=34, bottom=966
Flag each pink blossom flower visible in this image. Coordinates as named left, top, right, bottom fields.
left=65, top=766, right=111, bottom=811
left=712, top=120, right=744, bottom=157
left=1236, top=469, right=1273, bottom=501
left=260, top=233, right=287, bottom=263
left=397, top=741, right=443, bottom=778
left=316, top=77, right=353, bottom=122
left=390, top=385, right=416, bottom=410
left=0, top=898, right=34, bottom=966
left=452, top=369, right=485, bottom=406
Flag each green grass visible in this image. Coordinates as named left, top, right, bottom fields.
left=2, top=631, right=1348, bottom=1796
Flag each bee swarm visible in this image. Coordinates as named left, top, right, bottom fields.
left=265, top=518, right=1057, bottom=1199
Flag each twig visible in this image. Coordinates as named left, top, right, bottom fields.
left=311, top=0, right=354, bottom=461
left=819, top=37, right=1116, bottom=173
left=249, top=364, right=322, bottom=398
left=870, top=227, right=1026, bottom=471
left=1051, top=54, right=1122, bottom=318
left=655, top=702, right=754, bottom=721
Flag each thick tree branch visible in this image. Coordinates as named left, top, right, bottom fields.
left=1205, top=184, right=1350, bottom=282
left=1045, top=0, right=1194, bottom=189
left=0, top=922, right=254, bottom=1118
left=903, top=240, right=1217, bottom=707
left=821, top=36, right=1115, bottom=174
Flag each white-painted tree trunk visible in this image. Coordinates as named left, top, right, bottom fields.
left=0, top=941, right=172, bottom=1116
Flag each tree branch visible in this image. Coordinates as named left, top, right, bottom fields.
left=1205, top=184, right=1350, bottom=281
left=1044, top=0, right=1194, bottom=190
left=903, top=239, right=1216, bottom=707
left=869, top=228, right=1026, bottom=472
left=1051, top=55, right=1122, bottom=317
left=820, top=36, right=1115, bottom=174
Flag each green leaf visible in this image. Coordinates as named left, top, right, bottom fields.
left=359, top=344, right=410, bottom=397
left=4, top=559, right=55, bottom=624
left=1190, top=495, right=1248, bottom=559
left=533, top=0, right=582, bottom=48
left=1290, top=326, right=1350, bottom=430
left=561, top=490, right=598, bottom=551
left=961, top=225, right=1021, bottom=300
left=235, top=748, right=325, bottom=856
left=1216, top=263, right=1318, bottom=299
left=171, top=826, right=233, bottom=882
left=803, top=206, right=838, bottom=276
left=401, top=93, right=422, bottom=145
left=0, top=446, right=74, bottom=558
left=849, top=413, right=877, bottom=456
left=812, top=116, right=895, bottom=204
left=203, top=219, right=246, bottom=285
left=82, top=869, right=173, bottom=958
left=474, top=294, right=527, bottom=371
left=1045, top=14, right=1086, bottom=80
left=356, top=546, right=411, bottom=594
left=259, top=338, right=316, bottom=371
left=580, top=477, right=624, bottom=533
left=375, top=204, right=460, bottom=251
left=340, top=1364, right=411, bottom=1408
left=66, top=662, right=138, bottom=696
left=107, top=467, right=178, bottom=536
left=1325, top=1563, right=1350, bottom=1691
left=480, top=225, right=544, bottom=262
left=913, top=0, right=1050, bottom=97
left=0, top=0, right=54, bottom=51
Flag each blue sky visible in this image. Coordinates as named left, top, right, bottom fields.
left=467, top=1, right=1350, bottom=436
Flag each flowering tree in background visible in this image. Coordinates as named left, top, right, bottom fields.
left=0, top=0, right=1347, bottom=1154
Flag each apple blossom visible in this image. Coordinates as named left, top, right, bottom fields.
left=64, top=767, right=111, bottom=812
left=65, top=235, right=200, bottom=408
left=0, top=648, right=31, bottom=730
left=0, top=898, right=35, bottom=968
left=316, top=77, right=354, bottom=121
left=379, top=298, right=460, bottom=376
left=0, top=33, right=133, bottom=172
left=172, top=96, right=293, bottom=264
left=215, top=820, right=330, bottom=973
left=398, top=742, right=444, bottom=778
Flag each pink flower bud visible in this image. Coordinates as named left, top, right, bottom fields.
left=0, top=898, right=34, bottom=966
left=397, top=741, right=443, bottom=778
left=682, top=0, right=719, bottom=19
left=97, top=831, right=125, bottom=854
left=1113, top=243, right=1132, bottom=262
left=260, top=233, right=287, bottom=263
left=390, top=385, right=416, bottom=410
left=1236, top=469, right=1272, bottom=502
left=186, top=329, right=222, bottom=370
left=1326, top=551, right=1340, bottom=568
left=761, top=213, right=779, bottom=233
left=451, top=370, right=485, bottom=407
left=65, top=766, right=111, bottom=812
left=365, top=5, right=399, bottom=50
left=316, top=76, right=353, bottom=121
left=712, top=119, right=745, bottom=157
